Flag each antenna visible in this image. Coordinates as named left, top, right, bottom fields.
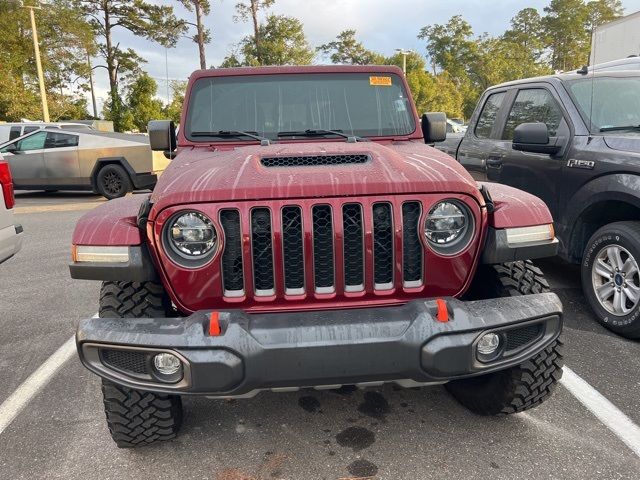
left=588, top=28, right=598, bottom=136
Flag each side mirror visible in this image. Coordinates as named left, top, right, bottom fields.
left=421, top=112, right=447, bottom=144
left=148, top=120, right=176, bottom=154
left=513, top=123, right=561, bottom=155
left=4, top=144, right=17, bottom=154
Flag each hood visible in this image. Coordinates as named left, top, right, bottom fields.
left=150, top=141, right=481, bottom=214
left=604, top=134, right=640, bottom=153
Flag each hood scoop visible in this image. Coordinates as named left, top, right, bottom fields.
left=260, top=154, right=370, bottom=168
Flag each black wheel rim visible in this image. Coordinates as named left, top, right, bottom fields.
left=102, top=171, right=123, bottom=195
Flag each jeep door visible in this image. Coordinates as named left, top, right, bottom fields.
left=457, top=89, right=513, bottom=181
left=42, top=131, right=81, bottom=187
left=0, top=131, right=47, bottom=187
left=485, top=84, right=570, bottom=218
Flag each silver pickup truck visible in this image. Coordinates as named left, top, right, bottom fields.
left=0, top=128, right=170, bottom=199
left=0, top=157, right=23, bottom=264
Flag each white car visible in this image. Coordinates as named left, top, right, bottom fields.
left=0, top=156, right=23, bottom=264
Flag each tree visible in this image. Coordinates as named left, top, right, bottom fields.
left=0, top=0, right=94, bottom=121
left=503, top=8, right=545, bottom=60
left=126, top=73, right=164, bottom=132
left=223, top=14, right=314, bottom=66
left=163, top=81, right=188, bottom=124
left=317, top=30, right=385, bottom=65
left=178, top=0, right=211, bottom=69
left=385, top=50, right=427, bottom=74
left=234, top=0, right=275, bottom=65
left=586, top=0, right=623, bottom=36
left=74, top=0, right=187, bottom=131
left=543, top=0, right=591, bottom=71
left=418, top=15, right=477, bottom=78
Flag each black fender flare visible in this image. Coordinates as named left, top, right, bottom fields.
left=561, top=173, right=640, bottom=260
left=90, top=157, right=137, bottom=192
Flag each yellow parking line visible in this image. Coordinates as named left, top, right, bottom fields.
left=14, top=203, right=103, bottom=214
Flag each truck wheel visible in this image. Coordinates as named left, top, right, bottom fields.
left=581, top=221, right=640, bottom=339
left=99, top=281, right=182, bottom=447
left=96, top=164, right=132, bottom=200
left=102, top=380, right=182, bottom=448
left=447, top=261, right=564, bottom=415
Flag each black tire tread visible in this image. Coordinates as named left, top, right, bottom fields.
left=98, top=281, right=181, bottom=448
left=99, top=281, right=173, bottom=318
left=447, top=260, right=563, bottom=415
left=102, top=380, right=182, bottom=448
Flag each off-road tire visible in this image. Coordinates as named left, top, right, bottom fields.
left=102, top=380, right=182, bottom=448
left=96, top=164, right=132, bottom=200
left=99, top=281, right=181, bottom=447
left=447, top=260, right=564, bottom=415
left=581, top=221, right=640, bottom=339
left=99, top=281, right=174, bottom=318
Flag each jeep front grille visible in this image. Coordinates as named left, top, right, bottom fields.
left=219, top=198, right=427, bottom=301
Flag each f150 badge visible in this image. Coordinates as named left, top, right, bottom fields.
left=567, top=159, right=595, bottom=169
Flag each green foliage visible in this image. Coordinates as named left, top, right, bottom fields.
left=74, top=0, right=187, bottom=131
left=163, top=81, right=188, bottom=125
left=0, top=0, right=93, bottom=121
left=126, top=73, right=164, bottom=132
left=223, top=14, right=314, bottom=66
left=318, top=30, right=386, bottom=65
left=418, top=0, right=622, bottom=118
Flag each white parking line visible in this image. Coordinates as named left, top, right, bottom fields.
left=560, top=366, right=640, bottom=457
left=0, top=335, right=76, bottom=435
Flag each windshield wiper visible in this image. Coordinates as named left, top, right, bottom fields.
left=191, top=130, right=271, bottom=145
left=277, top=129, right=366, bottom=142
left=599, top=125, right=640, bottom=132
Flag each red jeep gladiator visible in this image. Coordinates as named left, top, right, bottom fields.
left=70, top=65, right=563, bottom=448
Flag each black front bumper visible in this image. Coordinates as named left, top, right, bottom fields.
left=76, top=293, right=563, bottom=397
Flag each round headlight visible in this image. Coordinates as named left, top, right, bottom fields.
left=167, top=211, right=217, bottom=259
left=425, top=200, right=474, bottom=254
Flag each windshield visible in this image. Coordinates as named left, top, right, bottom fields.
left=566, top=76, right=640, bottom=132
left=184, top=73, right=416, bottom=141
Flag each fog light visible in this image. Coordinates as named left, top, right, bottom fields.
left=153, top=353, right=181, bottom=376
left=477, top=333, right=500, bottom=355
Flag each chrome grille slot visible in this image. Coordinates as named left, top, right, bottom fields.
left=372, top=203, right=394, bottom=289
left=312, top=205, right=335, bottom=293
left=402, top=202, right=423, bottom=287
left=220, top=209, right=244, bottom=296
left=251, top=208, right=275, bottom=295
left=282, top=206, right=305, bottom=294
left=342, top=203, right=364, bottom=292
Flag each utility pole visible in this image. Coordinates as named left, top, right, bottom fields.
left=395, top=48, right=413, bottom=75
left=86, top=51, right=98, bottom=119
left=25, top=2, right=50, bottom=122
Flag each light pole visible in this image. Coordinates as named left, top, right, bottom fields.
left=395, top=48, right=413, bottom=75
left=24, top=1, right=50, bottom=122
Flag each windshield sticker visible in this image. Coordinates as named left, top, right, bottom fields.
left=370, top=76, right=392, bottom=86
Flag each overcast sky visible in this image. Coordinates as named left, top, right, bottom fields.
left=88, top=0, right=640, bottom=112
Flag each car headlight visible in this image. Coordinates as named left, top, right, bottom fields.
left=166, top=211, right=217, bottom=263
left=425, top=200, right=474, bottom=254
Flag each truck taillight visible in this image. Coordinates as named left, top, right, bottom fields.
left=0, top=161, right=15, bottom=210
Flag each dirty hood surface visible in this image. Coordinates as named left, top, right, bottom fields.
left=150, top=141, right=481, bottom=213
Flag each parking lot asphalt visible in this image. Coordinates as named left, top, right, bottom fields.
left=0, top=192, right=639, bottom=479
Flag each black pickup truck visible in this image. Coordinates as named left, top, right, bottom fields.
left=436, top=70, right=640, bottom=338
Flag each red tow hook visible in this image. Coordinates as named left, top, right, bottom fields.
left=435, top=299, right=449, bottom=323
left=208, top=311, right=222, bottom=336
